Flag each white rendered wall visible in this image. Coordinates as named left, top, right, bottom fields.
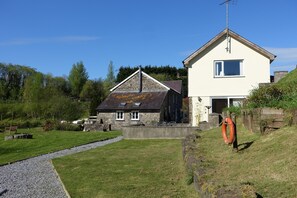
left=188, top=36, right=271, bottom=125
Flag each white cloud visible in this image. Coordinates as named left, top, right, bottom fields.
left=271, top=64, right=296, bottom=70
left=265, top=47, right=297, bottom=72
left=265, top=47, right=297, bottom=63
left=0, top=36, right=100, bottom=46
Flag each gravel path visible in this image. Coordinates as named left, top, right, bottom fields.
left=0, top=136, right=123, bottom=198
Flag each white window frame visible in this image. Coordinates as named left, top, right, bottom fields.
left=131, top=111, right=139, bottom=121
left=116, top=111, right=124, bottom=120
left=214, top=60, right=243, bottom=77
left=210, top=96, right=245, bottom=113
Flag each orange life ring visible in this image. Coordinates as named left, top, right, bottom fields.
left=221, top=117, right=235, bottom=144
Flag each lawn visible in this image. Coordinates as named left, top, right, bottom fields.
left=53, top=139, right=198, bottom=198
left=0, top=128, right=121, bottom=165
left=196, top=122, right=297, bottom=197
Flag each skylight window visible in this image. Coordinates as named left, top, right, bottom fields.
left=119, top=102, right=126, bottom=107
left=134, top=102, right=141, bottom=107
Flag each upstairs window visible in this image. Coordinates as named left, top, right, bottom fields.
left=214, top=60, right=243, bottom=77
left=116, top=111, right=124, bottom=120
left=131, top=111, right=139, bottom=120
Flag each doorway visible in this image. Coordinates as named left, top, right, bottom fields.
left=212, top=99, right=228, bottom=114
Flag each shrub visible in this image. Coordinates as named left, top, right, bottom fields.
left=0, top=119, right=43, bottom=129
left=245, top=84, right=283, bottom=108
left=53, top=122, right=82, bottom=131
left=223, top=106, right=241, bottom=116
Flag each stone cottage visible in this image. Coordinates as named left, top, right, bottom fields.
left=96, top=68, right=182, bottom=129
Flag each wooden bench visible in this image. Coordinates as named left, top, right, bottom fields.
left=5, top=126, right=18, bottom=133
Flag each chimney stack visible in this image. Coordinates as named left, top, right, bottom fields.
left=139, top=66, right=142, bottom=93
left=274, top=71, right=288, bottom=83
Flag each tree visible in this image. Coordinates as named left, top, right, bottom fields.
left=22, top=73, right=44, bottom=118
left=103, top=61, right=116, bottom=96
left=106, top=61, right=116, bottom=84
left=46, top=94, right=83, bottom=121
left=68, top=61, right=88, bottom=98
left=80, top=79, right=105, bottom=116
left=149, top=73, right=173, bottom=81
left=44, top=74, right=70, bottom=96
left=116, top=66, right=137, bottom=82
left=0, top=63, right=36, bottom=100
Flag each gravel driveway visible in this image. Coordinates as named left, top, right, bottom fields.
left=0, top=136, right=123, bottom=198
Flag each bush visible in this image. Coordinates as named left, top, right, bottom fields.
left=223, top=106, right=241, bottom=116
left=245, top=84, right=283, bottom=108
left=53, top=122, right=83, bottom=131
left=0, top=119, right=43, bottom=129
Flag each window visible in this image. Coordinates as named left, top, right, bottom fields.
left=230, top=98, right=243, bottom=107
left=133, top=102, right=141, bottom=107
left=211, top=97, right=244, bottom=113
left=119, top=102, right=126, bottom=107
left=131, top=111, right=139, bottom=120
left=116, top=111, right=124, bottom=120
left=214, top=60, right=243, bottom=77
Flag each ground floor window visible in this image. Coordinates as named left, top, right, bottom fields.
left=211, top=97, right=244, bottom=114
left=131, top=111, right=139, bottom=120
left=116, top=111, right=124, bottom=120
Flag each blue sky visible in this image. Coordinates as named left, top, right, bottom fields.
left=1, top=0, right=297, bottom=79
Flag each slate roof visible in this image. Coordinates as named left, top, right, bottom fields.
left=161, top=80, right=182, bottom=94
left=183, top=28, right=276, bottom=66
left=97, top=92, right=167, bottom=112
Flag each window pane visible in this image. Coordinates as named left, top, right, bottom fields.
left=224, top=60, right=240, bottom=75
left=131, top=111, right=139, bottom=120
left=116, top=111, right=124, bottom=120
left=230, top=98, right=243, bottom=107
left=215, top=62, right=222, bottom=76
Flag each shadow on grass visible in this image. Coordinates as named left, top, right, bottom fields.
left=238, top=141, right=254, bottom=152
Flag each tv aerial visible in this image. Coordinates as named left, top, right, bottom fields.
left=220, top=0, right=237, bottom=53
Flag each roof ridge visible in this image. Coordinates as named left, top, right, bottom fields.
left=183, top=28, right=276, bottom=66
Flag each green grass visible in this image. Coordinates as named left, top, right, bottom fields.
left=53, top=139, right=198, bottom=198
left=196, top=122, right=297, bottom=197
left=0, top=128, right=121, bottom=165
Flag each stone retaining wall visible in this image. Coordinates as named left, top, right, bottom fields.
left=182, top=134, right=257, bottom=197
left=122, top=125, right=198, bottom=139
left=242, top=108, right=288, bottom=134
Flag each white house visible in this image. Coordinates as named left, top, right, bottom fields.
left=183, top=28, right=276, bottom=126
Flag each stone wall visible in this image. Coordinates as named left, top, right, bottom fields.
left=182, top=134, right=257, bottom=197
left=114, top=72, right=167, bottom=92
left=122, top=125, right=198, bottom=139
left=97, top=112, right=161, bottom=130
left=242, top=108, right=287, bottom=134
left=188, top=97, right=193, bottom=126
left=199, top=113, right=220, bottom=131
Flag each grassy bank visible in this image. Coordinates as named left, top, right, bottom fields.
left=0, top=128, right=121, bottom=165
left=197, top=123, right=297, bottom=197
left=53, top=139, right=198, bottom=198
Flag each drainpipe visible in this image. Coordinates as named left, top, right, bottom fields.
left=139, top=66, right=142, bottom=93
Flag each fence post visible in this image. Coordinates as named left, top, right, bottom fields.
left=231, top=113, right=238, bottom=152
